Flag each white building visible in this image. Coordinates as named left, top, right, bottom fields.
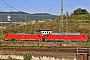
left=39, top=30, right=52, bottom=35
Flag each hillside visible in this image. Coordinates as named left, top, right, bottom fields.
left=0, top=12, right=59, bottom=21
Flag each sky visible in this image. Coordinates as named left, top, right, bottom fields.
left=0, top=0, right=90, bottom=15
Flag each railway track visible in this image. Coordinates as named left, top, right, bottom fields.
left=0, top=46, right=90, bottom=53
left=0, top=41, right=90, bottom=53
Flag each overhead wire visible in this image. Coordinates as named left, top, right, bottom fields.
left=1, top=0, right=90, bottom=9
left=0, top=4, right=90, bottom=8
left=45, top=0, right=60, bottom=13
left=23, top=0, right=25, bottom=10
left=1, top=0, right=90, bottom=14
left=2, top=0, right=22, bottom=12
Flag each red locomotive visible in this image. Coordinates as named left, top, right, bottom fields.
left=4, top=30, right=88, bottom=41
left=44, top=33, right=88, bottom=41
left=4, top=33, right=42, bottom=41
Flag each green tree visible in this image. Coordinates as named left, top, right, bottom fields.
left=72, top=8, right=89, bottom=15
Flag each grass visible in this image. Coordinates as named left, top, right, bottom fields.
left=0, top=41, right=89, bottom=47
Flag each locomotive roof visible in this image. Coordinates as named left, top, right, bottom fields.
left=51, top=33, right=80, bottom=35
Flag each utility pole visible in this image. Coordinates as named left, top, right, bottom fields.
left=25, top=14, right=26, bottom=24
left=25, top=14, right=27, bottom=33
left=1, top=17, right=2, bottom=35
left=60, top=0, right=63, bottom=33
left=66, top=12, right=68, bottom=32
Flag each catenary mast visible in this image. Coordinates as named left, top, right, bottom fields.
left=60, top=0, right=63, bottom=33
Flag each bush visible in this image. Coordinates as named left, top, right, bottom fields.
left=23, top=53, right=32, bottom=60
left=8, top=55, right=12, bottom=60
left=10, top=38, right=16, bottom=41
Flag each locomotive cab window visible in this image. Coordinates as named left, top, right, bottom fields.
left=83, top=35, right=85, bottom=37
left=38, top=35, right=40, bottom=37
left=6, top=34, right=8, bottom=36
